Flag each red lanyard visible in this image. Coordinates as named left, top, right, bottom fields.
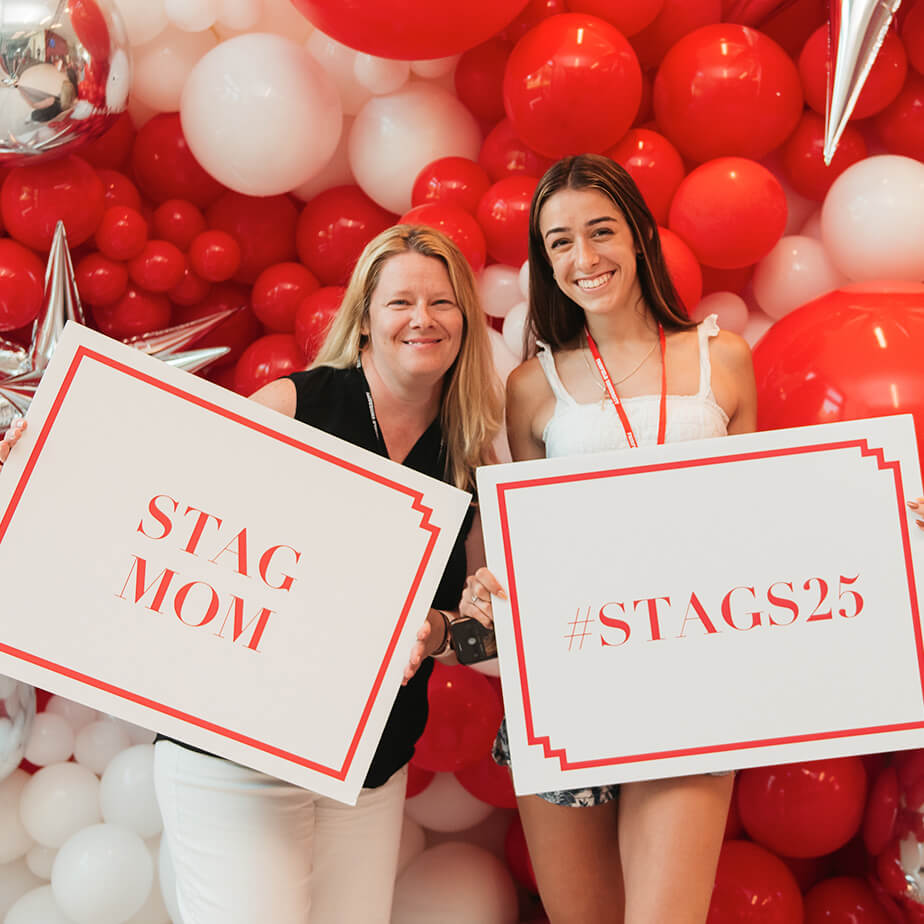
left=584, top=324, right=667, bottom=448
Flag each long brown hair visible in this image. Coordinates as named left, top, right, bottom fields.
left=312, top=225, right=502, bottom=492
left=527, top=154, right=694, bottom=352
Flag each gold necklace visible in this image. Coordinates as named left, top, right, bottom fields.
left=582, top=333, right=660, bottom=397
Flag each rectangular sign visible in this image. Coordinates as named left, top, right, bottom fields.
left=0, top=323, right=471, bottom=803
left=477, top=417, right=924, bottom=795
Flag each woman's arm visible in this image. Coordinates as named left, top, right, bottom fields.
left=711, top=331, right=758, bottom=435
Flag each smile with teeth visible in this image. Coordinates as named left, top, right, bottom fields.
left=576, top=271, right=614, bottom=291
left=403, top=337, right=442, bottom=346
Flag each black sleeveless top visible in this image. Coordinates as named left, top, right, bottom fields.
left=158, top=365, right=471, bottom=789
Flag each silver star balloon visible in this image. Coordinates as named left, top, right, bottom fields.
left=0, top=221, right=237, bottom=431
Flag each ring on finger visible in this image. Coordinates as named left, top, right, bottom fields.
left=470, top=592, right=480, bottom=605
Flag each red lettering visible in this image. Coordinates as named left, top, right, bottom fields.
left=804, top=577, right=832, bottom=621
left=599, top=602, right=630, bottom=647
left=208, top=528, right=249, bottom=576
left=633, top=596, right=671, bottom=641
left=721, top=586, right=761, bottom=630
left=838, top=574, right=863, bottom=618
left=182, top=506, right=222, bottom=556
left=137, top=495, right=178, bottom=540
left=677, top=593, right=718, bottom=637
left=259, top=545, right=300, bottom=592
left=116, top=556, right=175, bottom=612
left=214, top=596, right=273, bottom=652
left=174, top=581, right=220, bottom=627
left=767, top=581, right=799, bottom=626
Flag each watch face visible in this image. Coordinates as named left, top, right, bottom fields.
left=450, top=618, right=498, bottom=664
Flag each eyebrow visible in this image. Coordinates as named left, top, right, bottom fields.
left=543, top=216, right=618, bottom=239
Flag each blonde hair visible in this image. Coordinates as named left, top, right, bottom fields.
left=313, top=225, right=502, bottom=492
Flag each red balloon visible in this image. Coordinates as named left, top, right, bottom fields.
left=504, top=14, right=642, bottom=158
left=454, top=751, right=517, bottom=809
left=659, top=227, right=702, bottom=313
left=724, top=782, right=744, bottom=839
left=758, top=0, right=826, bottom=60
left=294, top=286, right=345, bottom=363
left=0, top=241, right=45, bottom=331
left=173, top=284, right=261, bottom=367
left=233, top=333, right=306, bottom=396
left=476, top=175, right=537, bottom=267
left=904, top=0, right=924, bottom=75
left=207, top=192, right=298, bottom=284
left=400, top=203, right=487, bottom=273
left=412, top=662, right=504, bottom=772
left=77, top=111, right=135, bottom=170
left=500, top=0, right=566, bottom=42
left=781, top=111, right=867, bottom=201
left=567, top=0, right=664, bottom=37
left=412, top=157, right=492, bottom=215
left=96, top=169, right=142, bottom=211
left=668, top=157, right=787, bottom=269
left=737, top=758, right=867, bottom=858
left=606, top=128, right=686, bottom=225
left=188, top=230, right=242, bottom=283
left=707, top=840, right=803, bottom=924
left=128, top=240, right=186, bottom=293
left=780, top=854, right=835, bottom=894
left=167, top=267, right=211, bottom=308
left=864, top=766, right=899, bottom=857
left=874, top=71, right=924, bottom=162
left=653, top=24, right=803, bottom=163
left=131, top=113, right=225, bottom=208
left=1, top=156, right=104, bottom=251
left=152, top=200, right=207, bottom=250
left=754, top=285, right=924, bottom=465
left=701, top=263, right=754, bottom=296
left=75, top=253, right=129, bottom=306
left=91, top=286, right=172, bottom=339
left=799, top=25, right=908, bottom=120
left=631, top=0, right=722, bottom=69
left=95, top=206, right=149, bottom=261
left=479, top=118, right=555, bottom=183
left=804, top=877, right=892, bottom=924
left=289, top=0, right=530, bottom=58
left=295, top=185, right=393, bottom=287
left=251, top=262, right=320, bottom=333
left=406, top=763, right=434, bottom=797
left=455, top=39, right=512, bottom=123
left=504, top=816, right=537, bottom=891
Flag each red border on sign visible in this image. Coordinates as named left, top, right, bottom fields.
left=0, top=346, right=442, bottom=781
left=496, top=438, right=924, bottom=771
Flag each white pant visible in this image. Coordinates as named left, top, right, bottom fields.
left=154, top=741, right=407, bottom=924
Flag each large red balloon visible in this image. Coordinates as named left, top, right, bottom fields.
left=454, top=39, right=512, bottom=123
left=400, top=203, right=487, bottom=273
left=659, top=227, right=702, bottom=313
left=233, top=333, right=306, bottom=396
left=479, top=119, right=555, bottom=183
left=781, top=111, right=867, bottom=202
left=653, top=24, right=802, bottom=163
left=568, top=0, right=664, bottom=36
left=668, top=157, right=787, bottom=269
left=803, top=877, right=892, bottom=924
left=753, top=285, right=924, bottom=465
left=0, top=241, right=45, bottom=331
left=476, top=175, right=537, bottom=267
left=707, top=840, right=804, bottom=924
left=737, top=758, right=867, bottom=858
left=412, top=157, right=492, bottom=215
left=503, top=14, right=642, bottom=158
left=758, top=0, right=826, bottom=60
left=412, top=662, right=504, bottom=772
left=631, top=0, right=722, bottom=69
left=499, top=0, right=566, bottom=42
left=606, top=128, right=686, bottom=225
left=295, top=186, right=394, bottom=287
left=874, top=72, right=924, bottom=162
left=289, top=0, right=530, bottom=59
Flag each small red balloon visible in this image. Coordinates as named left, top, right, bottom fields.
left=631, top=0, right=722, bottom=70
left=781, top=111, right=867, bottom=201
left=188, top=230, right=242, bottom=284
left=455, top=39, right=512, bottom=123
left=659, top=227, right=701, bottom=313
left=75, top=253, right=129, bottom=306
left=874, top=71, right=924, bottom=162
left=479, top=118, right=555, bottom=183
left=0, top=240, right=45, bottom=331
left=454, top=751, right=517, bottom=809
left=295, top=185, right=394, bottom=287
left=233, top=333, right=305, bottom=396
left=504, top=13, right=643, bottom=158
left=95, top=206, right=149, bottom=261
left=167, top=267, right=211, bottom=308
left=500, top=0, right=566, bottom=42
left=504, top=816, right=537, bottom=892
left=864, top=767, right=900, bottom=857
left=92, top=286, right=172, bottom=339
left=668, top=157, right=787, bottom=269
left=401, top=203, right=487, bottom=273
left=568, top=0, right=664, bottom=37
left=606, top=128, right=686, bottom=225
left=412, top=157, right=492, bottom=215
left=96, top=169, right=142, bottom=211
left=128, top=240, right=187, bottom=293
left=903, top=0, right=924, bottom=75
left=251, top=262, right=320, bottom=333
left=152, top=200, right=207, bottom=250
left=77, top=111, right=135, bottom=170
left=759, top=0, right=826, bottom=60
left=803, top=876, right=892, bottom=924
left=174, top=284, right=260, bottom=367
left=476, top=175, right=537, bottom=268
left=294, top=286, right=345, bottom=363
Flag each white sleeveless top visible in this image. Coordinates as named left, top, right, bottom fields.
left=539, top=314, right=729, bottom=458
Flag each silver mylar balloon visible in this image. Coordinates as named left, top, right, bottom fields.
left=0, top=674, right=35, bottom=781
left=0, top=0, right=132, bottom=164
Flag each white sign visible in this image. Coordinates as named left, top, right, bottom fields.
left=0, top=324, right=470, bottom=804
left=477, top=416, right=924, bottom=795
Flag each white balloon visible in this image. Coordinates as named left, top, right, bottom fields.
left=24, top=714, right=74, bottom=769
left=396, top=818, right=426, bottom=875
left=518, top=260, right=529, bottom=299
left=427, top=808, right=515, bottom=860
left=821, top=155, right=924, bottom=282
left=104, top=716, right=156, bottom=747
left=349, top=84, right=480, bottom=214
left=0, top=676, right=16, bottom=699
left=306, top=30, right=371, bottom=116
left=411, top=56, right=459, bottom=78
left=392, top=842, right=518, bottom=924
left=107, top=48, right=132, bottom=111
left=404, top=773, right=495, bottom=833
left=218, top=0, right=263, bottom=30
left=800, top=209, right=822, bottom=240
left=20, top=763, right=101, bottom=848
left=157, top=835, right=184, bottom=924
left=752, top=235, right=845, bottom=320
left=501, top=301, right=528, bottom=356
left=111, top=0, right=168, bottom=45
left=132, top=27, right=218, bottom=113
left=354, top=54, right=410, bottom=95
left=690, top=293, right=749, bottom=335
left=125, top=837, right=170, bottom=924
left=127, top=95, right=159, bottom=130
left=742, top=310, right=775, bottom=348
left=182, top=34, right=343, bottom=197
left=74, top=719, right=131, bottom=776
left=44, top=696, right=97, bottom=731
left=100, top=745, right=162, bottom=839
left=487, top=328, right=519, bottom=386
left=6, top=885, right=73, bottom=924
left=0, top=771, right=33, bottom=863
left=479, top=265, right=522, bottom=320
left=24, top=845, right=55, bottom=881
left=0, top=859, right=42, bottom=919
left=164, top=0, right=218, bottom=31
left=215, top=0, right=308, bottom=39
left=290, top=116, right=354, bottom=201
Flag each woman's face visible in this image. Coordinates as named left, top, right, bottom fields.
left=363, top=251, right=464, bottom=387
left=539, top=186, right=643, bottom=319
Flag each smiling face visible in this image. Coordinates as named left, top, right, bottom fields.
left=539, top=186, right=644, bottom=320
left=362, top=250, right=464, bottom=388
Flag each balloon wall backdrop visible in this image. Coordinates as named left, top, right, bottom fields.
left=0, top=0, right=922, bottom=920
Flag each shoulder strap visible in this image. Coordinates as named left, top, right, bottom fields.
left=536, top=342, right=576, bottom=406
left=696, top=314, right=721, bottom=398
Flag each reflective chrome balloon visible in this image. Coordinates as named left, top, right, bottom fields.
left=0, top=674, right=35, bottom=782
left=0, top=0, right=131, bottom=164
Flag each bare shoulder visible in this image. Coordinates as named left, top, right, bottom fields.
left=506, top=355, right=552, bottom=406
left=248, top=377, right=297, bottom=417
left=709, top=330, right=753, bottom=374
